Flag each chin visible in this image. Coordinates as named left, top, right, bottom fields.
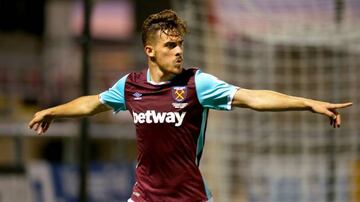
left=172, top=66, right=183, bottom=74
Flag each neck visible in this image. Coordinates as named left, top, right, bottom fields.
left=148, top=62, right=176, bottom=83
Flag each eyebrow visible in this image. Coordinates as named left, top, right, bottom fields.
left=164, top=39, right=183, bottom=44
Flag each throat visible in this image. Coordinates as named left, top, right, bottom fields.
left=148, top=68, right=178, bottom=83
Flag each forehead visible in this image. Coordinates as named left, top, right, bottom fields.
left=155, top=29, right=183, bottom=43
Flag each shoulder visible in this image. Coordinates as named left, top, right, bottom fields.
left=185, top=67, right=199, bottom=73
left=180, top=67, right=199, bottom=77
left=170, top=67, right=199, bottom=86
left=194, top=69, right=221, bottom=85
left=194, top=69, right=237, bottom=94
left=179, top=68, right=222, bottom=89
left=126, top=69, right=147, bottom=83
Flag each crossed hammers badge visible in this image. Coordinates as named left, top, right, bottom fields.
left=172, top=86, right=187, bottom=102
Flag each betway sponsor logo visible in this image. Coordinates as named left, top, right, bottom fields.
left=132, top=110, right=186, bottom=127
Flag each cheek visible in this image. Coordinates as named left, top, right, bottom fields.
left=156, top=50, right=172, bottom=62
left=159, top=49, right=171, bottom=57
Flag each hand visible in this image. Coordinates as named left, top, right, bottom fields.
left=310, top=101, right=352, bottom=128
left=28, top=110, right=54, bottom=135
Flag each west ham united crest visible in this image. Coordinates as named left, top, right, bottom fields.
left=172, top=86, right=187, bottom=102
left=172, top=86, right=188, bottom=109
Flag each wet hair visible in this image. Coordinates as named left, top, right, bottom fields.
left=141, top=9, right=188, bottom=46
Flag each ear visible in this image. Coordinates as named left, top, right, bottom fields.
left=144, top=45, right=155, bottom=57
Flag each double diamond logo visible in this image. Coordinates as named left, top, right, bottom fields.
left=133, top=92, right=142, bottom=100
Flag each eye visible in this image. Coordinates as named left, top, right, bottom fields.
left=165, top=42, right=177, bottom=49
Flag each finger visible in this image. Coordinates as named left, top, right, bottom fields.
left=330, top=102, right=353, bottom=109
left=38, top=122, right=45, bottom=134
left=330, top=109, right=340, bottom=128
left=43, top=122, right=51, bottom=133
left=324, top=110, right=337, bottom=120
left=336, top=114, right=341, bottom=128
left=41, top=121, right=47, bottom=129
left=36, top=122, right=44, bottom=135
left=29, top=119, right=37, bottom=129
left=42, top=122, right=48, bottom=133
left=33, top=122, right=40, bottom=131
left=37, top=126, right=43, bottom=135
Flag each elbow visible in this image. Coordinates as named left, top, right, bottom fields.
left=77, top=95, right=101, bottom=116
left=77, top=105, right=94, bottom=116
left=88, top=108, right=99, bottom=116
left=234, top=100, right=266, bottom=111
left=233, top=89, right=265, bottom=111
left=247, top=102, right=267, bottom=111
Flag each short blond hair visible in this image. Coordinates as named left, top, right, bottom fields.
left=141, top=9, right=188, bottom=46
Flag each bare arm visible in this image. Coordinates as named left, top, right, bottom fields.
left=232, top=89, right=352, bottom=128
left=29, top=95, right=111, bottom=135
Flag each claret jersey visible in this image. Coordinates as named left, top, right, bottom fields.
left=99, top=68, right=238, bottom=202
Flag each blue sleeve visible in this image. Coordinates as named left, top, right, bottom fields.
left=99, top=74, right=129, bottom=113
left=195, top=70, right=239, bottom=110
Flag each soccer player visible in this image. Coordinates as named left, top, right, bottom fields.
left=29, top=9, right=352, bottom=202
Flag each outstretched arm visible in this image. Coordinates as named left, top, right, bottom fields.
left=28, top=95, right=111, bottom=135
left=232, top=89, right=352, bottom=128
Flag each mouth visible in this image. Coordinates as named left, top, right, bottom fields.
left=175, top=58, right=183, bottom=63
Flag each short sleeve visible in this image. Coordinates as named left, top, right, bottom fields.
left=195, top=70, right=239, bottom=110
left=99, top=74, right=129, bottom=113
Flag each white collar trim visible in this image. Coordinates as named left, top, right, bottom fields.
left=147, top=69, right=171, bottom=85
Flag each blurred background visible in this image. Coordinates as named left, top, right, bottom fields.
left=0, top=0, right=359, bottom=202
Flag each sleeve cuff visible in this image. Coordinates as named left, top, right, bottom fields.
left=227, top=87, right=240, bottom=110
left=98, top=94, right=121, bottom=114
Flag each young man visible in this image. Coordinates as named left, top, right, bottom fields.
left=29, top=9, right=352, bottom=202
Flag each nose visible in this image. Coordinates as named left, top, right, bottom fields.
left=175, top=45, right=183, bottom=56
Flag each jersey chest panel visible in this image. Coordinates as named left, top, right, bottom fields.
left=123, top=69, right=210, bottom=201
left=124, top=69, right=203, bottom=130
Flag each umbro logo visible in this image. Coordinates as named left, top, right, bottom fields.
left=133, top=92, right=142, bottom=100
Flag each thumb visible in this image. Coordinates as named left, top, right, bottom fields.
left=29, top=116, right=41, bottom=129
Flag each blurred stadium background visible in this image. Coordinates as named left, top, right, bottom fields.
left=0, top=0, right=359, bottom=202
